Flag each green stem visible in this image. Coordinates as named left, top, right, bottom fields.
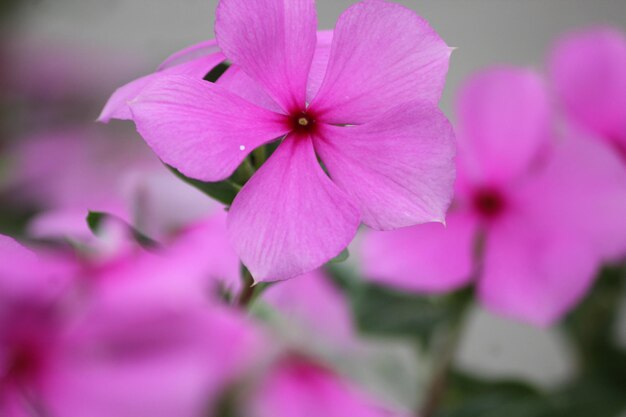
left=419, top=291, right=472, bottom=417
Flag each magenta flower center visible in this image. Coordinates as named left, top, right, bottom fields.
left=289, top=111, right=317, bottom=135
left=472, top=187, right=507, bottom=220
left=5, top=342, right=44, bottom=383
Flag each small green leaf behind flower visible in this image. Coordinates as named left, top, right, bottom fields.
left=86, top=210, right=160, bottom=249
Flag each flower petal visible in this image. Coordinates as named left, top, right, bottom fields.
left=314, top=101, right=455, bottom=230
left=130, top=75, right=289, bottom=182
left=519, top=134, right=626, bottom=263
left=98, top=41, right=225, bottom=123
left=217, top=30, right=334, bottom=113
left=310, top=0, right=451, bottom=124
left=157, top=40, right=221, bottom=71
left=227, top=137, right=360, bottom=282
left=360, top=212, right=477, bottom=293
left=263, top=269, right=356, bottom=348
left=455, top=67, right=551, bottom=186
left=49, top=291, right=265, bottom=417
left=307, top=30, right=333, bottom=103
left=479, top=214, right=598, bottom=327
left=549, top=27, right=626, bottom=145
left=247, top=358, right=407, bottom=417
left=215, top=0, right=317, bottom=112
left=216, top=67, right=284, bottom=113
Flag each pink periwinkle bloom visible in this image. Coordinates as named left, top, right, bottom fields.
left=549, top=26, right=626, bottom=161
left=102, top=0, right=456, bottom=282
left=362, top=67, right=626, bottom=326
left=246, top=356, right=409, bottom=417
left=0, top=234, right=265, bottom=417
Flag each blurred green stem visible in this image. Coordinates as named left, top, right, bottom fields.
left=419, top=290, right=473, bottom=417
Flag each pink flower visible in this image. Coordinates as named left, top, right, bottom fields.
left=4, top=126, right=215, bottom=243
left=47, top=282, right=264, bottom=417
left=549, top=27, right=626, bottom=160
left=0, top=234, right=265, bottom=417
left=246, top=356, right=409, bottom=417
left=361, top=67, right=626, bottom=326
left=115, top=0, right=455, bottom=282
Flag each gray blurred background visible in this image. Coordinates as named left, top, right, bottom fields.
left=7, top=0, right=626, bottom=116
left=4, top=0, right=626, bottom=394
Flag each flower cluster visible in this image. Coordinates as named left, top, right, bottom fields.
left=361, top=29, right=626, bottom=326
left=1, top=0, right=626, bottom=415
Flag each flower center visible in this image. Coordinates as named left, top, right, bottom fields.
left=5, top=344, right=43, bottom=383
left=289, top=111, right=316, bottom=135
left=472, top=187, right=507, bottom=220
left=611, top=138, right=626, bottom=164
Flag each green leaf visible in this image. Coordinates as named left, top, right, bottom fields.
left=329, top=248, right=350, bottom=264
left=551, top=376, right=626, bottom=417
left=168, top=166, right=241, bottom=206
left=85, top=211, right=105, bottom=233
left=438, top=372, right=553, bottom=417
left=562, top=266, right=626, bottom=376
left=327, top=264, right=472, bottom=346
left=86, top=211, right=160, bottom=249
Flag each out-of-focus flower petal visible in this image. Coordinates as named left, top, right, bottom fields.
left=157, top=40, right=221, bottom=71
left=130, top=75, right=289, bottom=182
left=163, top=211, right=241, bottom=294
left=5, top=128, right=156, bottom=213
left=48, top=292, right=264, bottom=417
left=263, top=269, right=355, bottom=348
left=314, top=101, right=455, bottom=229
left=519, top=134, right=626, bottom=263
left=310, top=0, right=451, bottom=124
left=0, top=235, right=73, bottom=298
left=247, top=358, right=408, bottom=417
left=215, top=0, right=317, bottom=112
left=361, top=212, right=477, bottom=293
left=549, top=27, right=626, bottom=146
left=479, top=214, right=597, bottom=327
left=98, top=41, right=225, bottom=122
left=227, top=137, right=360, bottom=282
left=455, top=67, right=551, bottom=187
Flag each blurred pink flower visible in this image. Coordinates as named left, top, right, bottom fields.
left=263, top=269, right=356, bottom=349
left=3, top=126, right=215, bottom=242
left=114, top=0, right=455, bottom=282
left=361, top=67, right=626, bottom=326
left=0, top=234, right=265, bottom=417
left=47, top=281, right=265, bottom=417
left=246, top=356, right=409, bottom=417
left=549, top=26, right=626, bottom=160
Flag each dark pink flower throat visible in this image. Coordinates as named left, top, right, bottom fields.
left=288, top=111, right=317, bottom=136
left=472, top=187, right=507, bottom=220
